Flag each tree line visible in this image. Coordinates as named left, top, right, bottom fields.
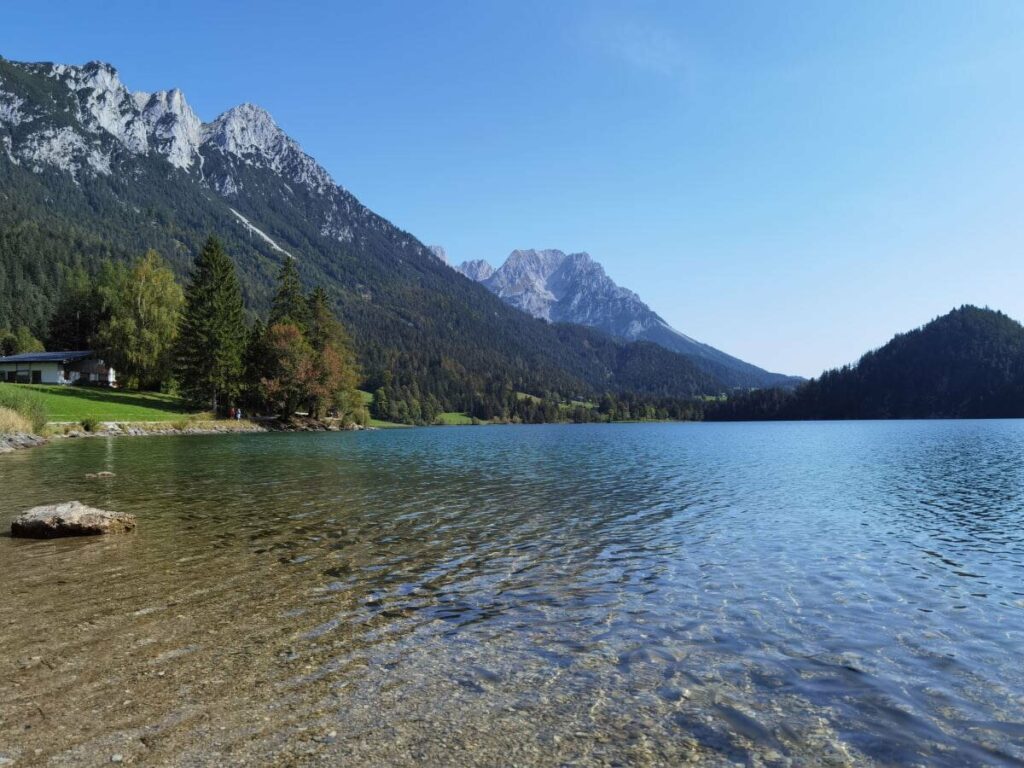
left=705, top=306, right=1024, bottom=421
left=2, top=236, right=367, bottom=424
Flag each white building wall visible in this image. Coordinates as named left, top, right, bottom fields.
left=0, top=362, right=62, bottom=384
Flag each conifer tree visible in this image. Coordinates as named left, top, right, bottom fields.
left=176, top=237, right=247, bottom=411
left=268, top=258, right=308, bottom=331
left=48, top=266, right=103, bottom=351
left=305, top=286, right=361, bottom=419
left=241, top=318, right=268, bottom=412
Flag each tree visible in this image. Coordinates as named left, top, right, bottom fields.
left=0, top=330, right=16, bottom=356
left=240, top=319, right=268, bottom=412
left=176, top=237, right=247, bottom=411
left=268, top=258, right=308, bottom=331
left=13, top=326, right=44, bottom=354
left=48, top=266, right=103, bottom=351
left=305, top=287, right=362, bottom=420
left=259, top=323, right=316, bottom=417
left=372, top=387, right=389, bottom=420
left=93, top=252, right=183, bottom=389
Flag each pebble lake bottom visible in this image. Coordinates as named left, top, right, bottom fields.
left=1, top=421, right=1022, bottom=766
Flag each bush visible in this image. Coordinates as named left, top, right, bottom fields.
left=0, top=385, right=48, bottom=432
left=0, top=406, right=32, bottom=434
left=80, top=417, right=101, bottom=433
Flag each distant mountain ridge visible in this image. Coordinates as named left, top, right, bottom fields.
left=710, top=306, right=1024, bottom=420
left=458, top=249, right=796, bottom=389
left=0, top=55, right=738, bottom=411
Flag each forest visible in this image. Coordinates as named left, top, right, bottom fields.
left=707, top=306, right=1024, bottom=420
left=1, top=233, right=712, bottom=426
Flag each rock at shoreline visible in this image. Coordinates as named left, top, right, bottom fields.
left=11, top=501, right=136, bottom=538
left=0, top=433, right=47, bottom=454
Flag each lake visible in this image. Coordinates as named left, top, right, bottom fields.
left=1, top=422, right=1023, bottom=766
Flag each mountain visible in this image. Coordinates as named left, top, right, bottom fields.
left=710, top=306, right=1024, bottom=420
left=0, top=56, right=728, bottom=410
left=457, top=249, right=796, bottom=389
left=456, top=259, right=494, bottom=282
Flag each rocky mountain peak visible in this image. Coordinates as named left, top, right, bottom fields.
left=455, top=259, right=495, bottom=282
left=464, top=247, right=791, bottom=387
left=0, top=59, right=208, bottom=171
left=136, top=88, right=202, bottom=169
left=502, top=248, right=568, bottom=275
left=202, top=103, right=282, bottom=156
left=201, top=102, right=335, bottom=193
left=482, top=249, right=629, bottom=322
left=47, top=59, right=149, bottom=155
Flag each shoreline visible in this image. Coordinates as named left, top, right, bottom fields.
left=0, top=418, right=374, bottom=455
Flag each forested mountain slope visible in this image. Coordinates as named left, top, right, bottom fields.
left=710, top=306, right=1024, bottom=420
left=0, top=57, right=729, bottom=409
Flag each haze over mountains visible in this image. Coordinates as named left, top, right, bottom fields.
left=0, top=56, right=786, bottom=411
left=459, top=249, right=796, bottom=388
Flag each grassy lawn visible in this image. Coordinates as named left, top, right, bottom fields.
left=0, top=384, right=198, bottom=423
left=358, top=389, right=413, bottom=429
left=437, top=411, right=474, bottom=425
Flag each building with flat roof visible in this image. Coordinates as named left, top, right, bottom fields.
left=0, top=351, right=116, bottom=387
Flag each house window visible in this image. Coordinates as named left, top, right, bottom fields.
left=4, top=371, right=14, bottom=383
left=31, top=370, right=42, bottom=384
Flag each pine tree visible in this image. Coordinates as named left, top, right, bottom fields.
left=48, top=266, right=103, bottom=351
left=268, top=258, right=308, bottom=331
left=297, top=287, right=363, bottom=419
left=241, top=319, right=268, bottom=412
left=176, top=237, right=247, bottom=411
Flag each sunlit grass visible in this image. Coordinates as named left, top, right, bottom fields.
left=0, top=384, right=196, bottom=423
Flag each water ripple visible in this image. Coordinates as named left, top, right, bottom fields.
left=1, top=421, right=1023, bottom=765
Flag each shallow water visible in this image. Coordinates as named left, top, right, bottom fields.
left=1, top=422, right=1023, bottom=766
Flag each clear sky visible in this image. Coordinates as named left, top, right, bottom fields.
left=4, top=1, right=1024, bottom=376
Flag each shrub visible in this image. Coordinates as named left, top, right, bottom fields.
left=80, top=417, right=101, bottom=433
left=0, top=406, right=32, bottom=435
left=0, top=385, right=48, bottom=432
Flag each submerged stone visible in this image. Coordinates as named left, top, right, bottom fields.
left=11, top=501, right=136, bottom=538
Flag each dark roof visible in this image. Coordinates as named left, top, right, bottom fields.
left=0, top=350, right=95, bottom=364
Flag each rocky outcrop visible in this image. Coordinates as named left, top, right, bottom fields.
left=455, top=259, right=495, bottom=282
left=11, top=501, right=136, bottom=538
left=0, top=433, right=47, bottom=454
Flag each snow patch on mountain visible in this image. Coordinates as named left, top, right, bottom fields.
left=229, top=208, right=295, bottom=260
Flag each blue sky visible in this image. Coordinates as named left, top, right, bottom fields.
left=5, top=1, right=1024, bottom=376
